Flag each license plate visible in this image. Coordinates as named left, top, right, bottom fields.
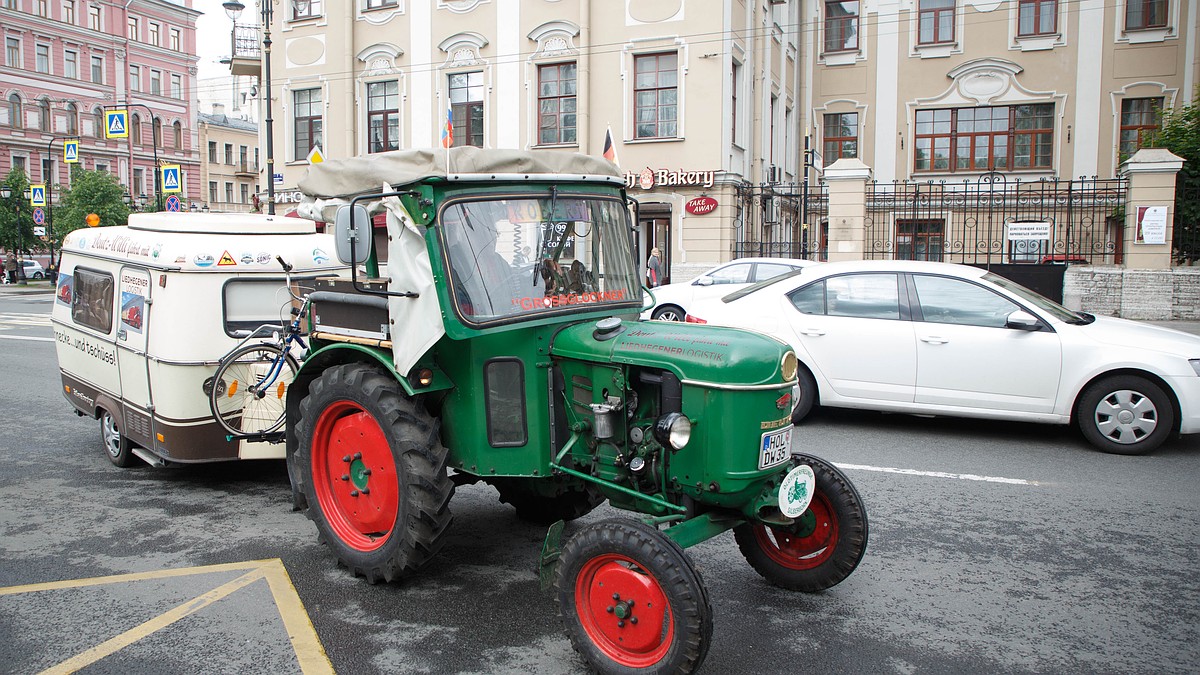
left=758, top=426, right=793, bottom=470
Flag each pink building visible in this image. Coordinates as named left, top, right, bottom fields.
left=1, top=0, right=201, bottom=207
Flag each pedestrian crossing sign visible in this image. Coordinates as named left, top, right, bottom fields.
left=64, top=140, right=79, bottom=164
left=105, top=109, right=129, bottom=139
left=161, top=165, right=182, bottom=193
left=30, top=185, right=46, bottom=207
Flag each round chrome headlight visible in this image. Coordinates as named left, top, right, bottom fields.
left=654, top=412, right=692, bottom=450
left=781, top=351, right=798, bottom=381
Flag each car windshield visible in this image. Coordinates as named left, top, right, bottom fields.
left=722, top=266, right=808, bottom=303
left=440, top=195, right=639, bottom=323
left=982, top=272, right=1086, bottom=323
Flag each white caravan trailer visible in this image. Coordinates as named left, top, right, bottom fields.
left=52, top=212, right=347, bottom=467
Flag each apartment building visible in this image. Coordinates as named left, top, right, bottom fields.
left=228, top=0, right=801, bottom=281
left=0, top=0, right=201, bottom=208
left=198, top=104, right=259, bottom=213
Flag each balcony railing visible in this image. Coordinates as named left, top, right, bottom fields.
left=232, top=23, right=261, bottom=59
left=234, top=161, right=259, bottom=175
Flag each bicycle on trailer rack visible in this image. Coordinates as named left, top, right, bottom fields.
left=208, top=256, right=311, bottom=440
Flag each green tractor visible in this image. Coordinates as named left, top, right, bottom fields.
left=285, top=148, right=868, bottom=673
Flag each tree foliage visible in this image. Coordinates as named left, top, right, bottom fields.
left=55, top=167, right=131, bottom=241
left=1150, top=95, right=1200, bottom=262
left=0, top=169, right=36, bottom=255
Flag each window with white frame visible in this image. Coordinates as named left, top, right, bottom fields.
left=129, top=65, right=141, bottom=91
left=824, top=0, right=859, bottom=53
left=8, top=94, right=22, bottom=129
left=65, top=102, right=77, bottom=134
left=224, top=143, right=234, bottom=164
left=1126, top=0, right=1168, bottom=30
left=90, top=55, right=103, bottom=83
left=367, top=80, right=399, bottom=153
left=149, top=69, right=161, bottom=96
left=127, top=16, right=139, bottom=41
left=209, top=181, right=218, bottom=203
left=36, top=44, right=51, bottom=73
left=537, top=63, right=577, bottom=145
left=731, top=61, right=741, bottom=146
left=172, top=121, right=182, bottom=149
left=449, top=72, right=484, bottom=148
left=88, top=5, right=100, bottom=30
left=918, top=0, right=956, bottom=45
left=170, top=73, right=182, bottom=99
left=64, top=50, right=78, bottom=78
left=292, top=0, right=322, bottom=20
left=823, top=112, right=859, bottom=162
left=293, top=88, right=323, bottom=158
left=225, top=182, right=234, bottom=203
left=170, top=28, right=180, bottom=51
left=148, top=22, right=160, bottom=46
left=914, top=104, right=1054, bottom=172
left=633, top=52, right=678, bottom=139
left=208, top=141, right=218, bottom=162
left=1017, top=0, right=1057, bottom=36
left=364, top=0, right=396, bottom=8
left=63, top=0, right=76, bottom=23
left=240, top=184, right=249, bottom=203
left=35, top=0, right=47, bottom=16
left=38, top=98, right=50, bottom=132
left=1119, top=97, right=1162, bottom=158
left=6, top=38, right=21, bottom=68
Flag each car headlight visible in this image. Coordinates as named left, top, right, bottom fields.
left=1191, top=359, right=1200, bottom=376
left=654, top=412, right=692, bottom=450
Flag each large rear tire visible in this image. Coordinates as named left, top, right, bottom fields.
left=734, top=454, right=867, bottom=592
left=556, top=519, right=712, bottom=674
left=295, top=363, right=454, bottom=583
left=491, top=478, right=605, bottom=524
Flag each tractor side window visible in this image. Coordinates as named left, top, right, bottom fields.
left=485, top=359, right=527, bottom=447
left=71, top=268, right=115, bottom=333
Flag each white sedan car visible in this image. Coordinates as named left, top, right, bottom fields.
left=644, top=257, right=818, bottom=321
left=686, top=260, right=1200, bottom=455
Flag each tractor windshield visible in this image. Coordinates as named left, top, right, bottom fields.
left=440, top=195, right=640, bottom=324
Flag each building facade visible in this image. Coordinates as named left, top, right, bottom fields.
left=1, top=0, right=201, bottom=211
left=198, top=104, right=259, bottom=213
left=228, top=0, right=801, bottom=282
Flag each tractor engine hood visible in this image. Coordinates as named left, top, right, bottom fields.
left=551, top=318, right=793, bottom=386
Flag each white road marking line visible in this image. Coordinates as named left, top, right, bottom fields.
left=835, top=462, right=1039, bottom=486
left=0, top=334, right=54, bottom=342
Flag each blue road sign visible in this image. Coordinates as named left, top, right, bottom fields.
left=30, top=185, right=46, bottom=207
left=64, top=140, right=79, bottom=164
left=105, top=110, right=128, bottom=139
left=162, top=165, right=182, bottom=193
left=33, top=208, right=45, bottom=225
left=165, top=195, right=182, bottom=212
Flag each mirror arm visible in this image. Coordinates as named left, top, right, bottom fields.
left=346, top=191, right=423, bottom=300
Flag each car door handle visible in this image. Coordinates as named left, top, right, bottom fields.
left=920, top=336, right=949, bottom=345
left=799, top=328, right=826, bottom=337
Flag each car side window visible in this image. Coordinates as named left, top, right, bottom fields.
left=707, top=263, right=752, bottom=284
left=71, top=267, right=114, bottom=333
left=826, top=274, right=900, bottom=320
left=788, top=281, right=826, bottom=314
left=753, top=262, right=795, bottom=282
left=912, top=275, right=1019, bottom=328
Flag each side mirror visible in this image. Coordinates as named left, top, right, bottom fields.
left=334, top=204, right=371, bottom=265
left=694, top=276, right=714, bottom=287
left=1005, top=310, right=1040, bottom=331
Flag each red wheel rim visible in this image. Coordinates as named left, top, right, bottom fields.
left=574, top=554, right=673, bottom=668
left=311, top=400, right=399, bottom=552
left=754, top=492, right=838, bottom=570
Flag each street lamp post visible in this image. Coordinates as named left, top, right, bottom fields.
left=224, top=0, right=275, bottom=215
left=44, top=135, right=79, bottom=276
left=105, top=103, right=163, bottom=212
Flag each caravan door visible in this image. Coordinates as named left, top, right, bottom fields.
left=115, top=267, right=154, bottom=448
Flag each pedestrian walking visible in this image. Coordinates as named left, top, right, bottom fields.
left=646, top=247, right=662, bottom=288
left=5, top=252, right=16, bottom=284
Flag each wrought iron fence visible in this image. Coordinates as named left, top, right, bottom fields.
left=1173, top=179, right=1200, bottom=265
left=732, top=181, right=828, bottom=260
left=865, top=173, right=1126, bottom=265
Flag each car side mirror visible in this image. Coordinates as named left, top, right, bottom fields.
left=334, top=205, right=371, bottom=265
left=1005, top=310, right=1040, bottom=331
left=694, top=276, right=714, bottom=287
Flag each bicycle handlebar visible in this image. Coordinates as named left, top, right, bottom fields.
left=277, top=256, right=294, bottom=273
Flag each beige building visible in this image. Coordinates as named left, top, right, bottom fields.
left=197, top=104, right=260, bottom=213
left=227, top=0, right=801, bottom=282
left=224, top=0, right=1195, bottom=276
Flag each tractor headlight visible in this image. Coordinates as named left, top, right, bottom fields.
left=654, top=412, right=692, bottom=450
left=781, top=351, right=798, bottom=381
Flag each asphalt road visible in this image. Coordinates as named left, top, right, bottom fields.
left=1, top=289, right=1198, bottom=674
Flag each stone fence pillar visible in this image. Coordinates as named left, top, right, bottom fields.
left=822, top=158, right=871, bottom=262
left=1118, top=148, right=1184, bottom=269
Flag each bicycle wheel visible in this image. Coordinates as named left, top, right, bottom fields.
left=209, top=343, right=299, bottom=437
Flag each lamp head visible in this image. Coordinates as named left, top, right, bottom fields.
left=0, top=186, right=11, bottom=199
left=222, top=0, right=246, bottom=21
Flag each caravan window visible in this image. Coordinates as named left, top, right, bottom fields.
left=223, top=279, right=291, bottom=335
left=71, top=268, right=114, bottom=333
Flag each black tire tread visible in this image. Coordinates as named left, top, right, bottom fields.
left=492, top=479, right=605, bottom=524
left=1076, top=374, right=1175, bottom=456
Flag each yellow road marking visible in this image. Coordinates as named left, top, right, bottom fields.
left=0, top=559, right=333, bottom=675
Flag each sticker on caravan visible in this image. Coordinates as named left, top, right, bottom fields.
left=174, top=256, right=187, bottom=264
left=256, top=252, right=272, bottom=265
left=218, top=251, right=237, bottom=266
left=120, top=291, right=145, bottom=333
left=152, top=243, right=163, bottom=259
left=240, top=252, right=255, bottom=265
left=194, top=254, right=215, bottom=267
left=312, top=248, right=330, bottom=264
left=56, top=273, right=73, bottom=306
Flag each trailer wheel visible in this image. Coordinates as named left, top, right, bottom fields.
left=734, top=454, right=867, bottom=592
left=99, top=409, right=136, bottom=468
left=556, top=519, right=712, bottom=674
left=492, top=479, right=605, bottom=524
left=295, top=363, right=454, bottom=584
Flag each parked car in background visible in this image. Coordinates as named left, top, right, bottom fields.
left=644, top=257, right=819, bottom=321
left=686, top=259, right=1200, bottom=455
left=21, top=260, right=45, bottom=279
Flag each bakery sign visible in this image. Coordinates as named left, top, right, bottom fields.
left=625, top=168, right=717, bottom=190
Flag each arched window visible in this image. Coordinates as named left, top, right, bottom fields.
left=7, top=94, right=21, bottom=129
left=130, top=113, right=142, bottom=144
left=172, top=120, right=182, bottom=149
left=92, top=106, right=104, bottom=137
left=65, top=103, right=78, bottom=135
left=38, top=97, right=51, bottom=131
left=153, top=117, right=162, bottom=146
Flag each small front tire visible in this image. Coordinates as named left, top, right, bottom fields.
left=1077, top=375, right=1175, bottom=455
left=100, top=409, right=137, bottom=468
left=556, top=519, right=713, bottom=674
left=651, top=305, right=685, bottom=322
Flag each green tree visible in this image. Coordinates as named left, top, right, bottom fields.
left=0, top=169, right=34, bottom=256
left=54, top=166, right=131, bottom=242
left=1150, top=95, right=1200, bottom=263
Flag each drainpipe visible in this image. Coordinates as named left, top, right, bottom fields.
left=124, top=0, right=135, bottom=195
left=344, top=2, right=354, bottom=156
left=579, top=0, right=590, bottom=153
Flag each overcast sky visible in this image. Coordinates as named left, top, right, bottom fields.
left=196, top=4, right=231, bottom=81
